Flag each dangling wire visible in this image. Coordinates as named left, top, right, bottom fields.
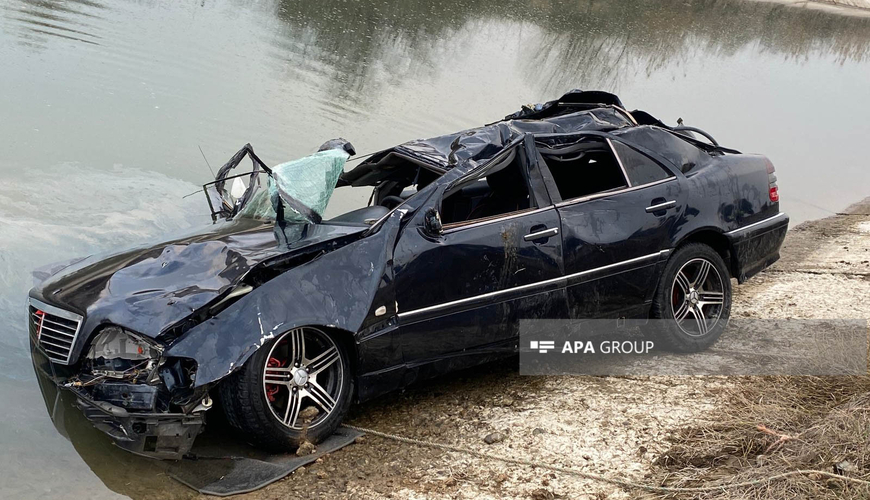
left=345, top=150, right=380, bottom=163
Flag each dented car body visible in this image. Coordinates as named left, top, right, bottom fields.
left=29, top=90, right=788, bottom=458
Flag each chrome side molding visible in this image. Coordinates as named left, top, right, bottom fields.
left=724, top=212, right=787, bottom=236
left=398, top=250, right=669, bottom=320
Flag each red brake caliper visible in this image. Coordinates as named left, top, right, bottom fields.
left=266, top=357, right=283, bottom=402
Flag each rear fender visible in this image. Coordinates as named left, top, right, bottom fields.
left=725, top=213, right=789, bottom=283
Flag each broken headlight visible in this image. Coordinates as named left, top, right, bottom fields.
left=86, top=326, right=162, bottom=381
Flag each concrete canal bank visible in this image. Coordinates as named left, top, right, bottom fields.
left=762, top=0, right=870, bottom=17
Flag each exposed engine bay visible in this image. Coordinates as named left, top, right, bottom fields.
left=55, top=326, right=209, bottom=459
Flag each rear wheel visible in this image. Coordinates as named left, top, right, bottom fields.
left=651, top=243, right=731, bottom=352
left=220, top=326, right=353, bottom=452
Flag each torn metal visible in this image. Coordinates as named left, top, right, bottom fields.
left=204, top=138, right=353, bottom=224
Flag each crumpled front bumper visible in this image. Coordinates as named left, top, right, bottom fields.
left=31, top=338, right=204, bottom=460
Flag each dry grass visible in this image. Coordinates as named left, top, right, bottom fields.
left=645, top=376, right=870, bottom=499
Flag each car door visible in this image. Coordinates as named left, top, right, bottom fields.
left=538, top=133, right=686, bottom=321
left=392, top=135, right=567, bottom=366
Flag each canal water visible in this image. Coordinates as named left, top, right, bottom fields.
left=1, top=0, right=869, bottom=497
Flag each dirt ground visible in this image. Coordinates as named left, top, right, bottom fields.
left=219, top=199, right=870, bottom=500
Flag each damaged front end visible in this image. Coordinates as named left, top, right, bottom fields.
left=28, top=138, right=373, bottom=459
left=30, top=301, right=211, bottom=459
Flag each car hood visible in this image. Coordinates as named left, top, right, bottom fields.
left=31, top=218, right=369, bottom=339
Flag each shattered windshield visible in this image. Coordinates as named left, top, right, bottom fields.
left=205, top=144, right=350, bottom=224
left=237, top=149, right=349, bottom=222
left=235, top=177, right=275, bottom=220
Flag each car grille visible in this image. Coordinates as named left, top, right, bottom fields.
left=29, top=299, right=83, bottom=364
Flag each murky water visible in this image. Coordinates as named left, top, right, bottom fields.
left=1, top=0, right=869, bottom=497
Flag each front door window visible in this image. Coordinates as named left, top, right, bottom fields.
left=440, top=147, right=536, bottom=227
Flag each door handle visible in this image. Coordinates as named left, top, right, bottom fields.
left=645, top=200, right=676, bottom=213
left=524, top=227, right=559, bottom=241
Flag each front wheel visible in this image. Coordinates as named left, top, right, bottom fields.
left=219, top=326, right=353, bottom=452
left=650, top=243, right=732, bottom=352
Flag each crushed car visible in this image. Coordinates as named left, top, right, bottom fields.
left=29, top=90, right=788, bottom=459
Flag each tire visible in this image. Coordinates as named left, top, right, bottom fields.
left=650, top=243, right=732, bottom=353
left=219, top=326, right=353, bottom=452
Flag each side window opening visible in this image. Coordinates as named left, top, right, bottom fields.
left=440, top=148, right=533, bottom=226
left=610, top=141, right=673, bottom=186
left=538, top=138, right=628, bottom=201
left=369, top=165, right=440, bottom=207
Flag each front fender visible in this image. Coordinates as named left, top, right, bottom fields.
left=165, top=214, right=402, bottom=387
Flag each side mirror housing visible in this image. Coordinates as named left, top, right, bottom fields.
left=423, top=207, right=443, bottom=236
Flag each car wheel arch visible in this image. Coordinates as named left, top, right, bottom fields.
left=673, top=228, right=736, bottom=278
left=165, top=225, right=399, bottom=389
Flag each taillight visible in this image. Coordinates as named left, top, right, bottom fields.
left=765, top=158, right=778, bottom=203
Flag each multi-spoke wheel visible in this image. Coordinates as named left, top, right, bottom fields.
left=651, top=243, right=732, bottom=352
left=219, top=326, right=353, bottom=452
left=671, top=258, right=726, bottom=337
left=263, top=327, right=343, bottom=430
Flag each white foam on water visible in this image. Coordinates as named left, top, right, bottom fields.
left=0, top=162, right=212, bottom=380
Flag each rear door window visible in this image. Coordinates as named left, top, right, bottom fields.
left=610, top=141, right=673, bottom=186
left=537, top=137, right=628, bottom=202
left=618, top=127, right=709, bottom=174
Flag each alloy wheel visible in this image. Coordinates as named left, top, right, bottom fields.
left=262, top=327, right=344, bottom=430
left=670, top=258, right=726, bottom=337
